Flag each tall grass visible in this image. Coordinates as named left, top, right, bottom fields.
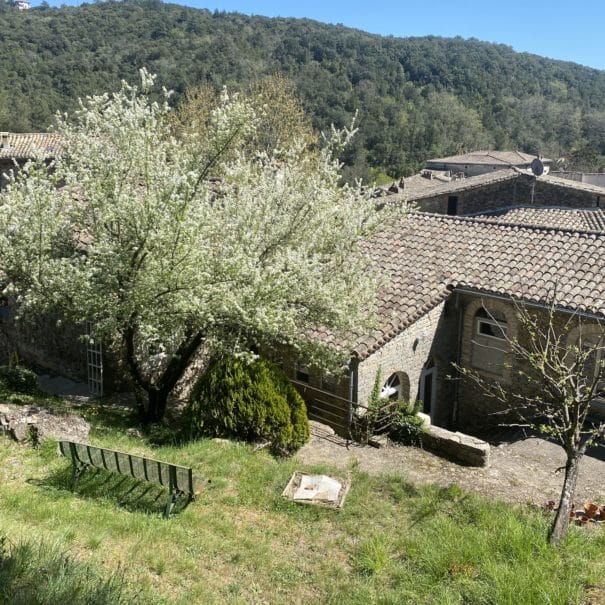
left=0, top=534, right=156, bottom=605
left=0, top=400, right=604, bottom=604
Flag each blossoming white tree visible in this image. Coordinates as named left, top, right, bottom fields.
left=0, top=71, right=384, bottom=422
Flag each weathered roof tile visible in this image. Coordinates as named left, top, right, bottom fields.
left=328, top=211, right=605, bottom=359
left=0, top=133, right=63, bottom=160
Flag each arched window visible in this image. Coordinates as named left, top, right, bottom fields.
left=471, top=308, right=508, bottom=374
left=381, top=372, right=410, bottom=402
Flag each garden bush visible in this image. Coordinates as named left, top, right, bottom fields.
left=187, top=356, right=310, bottom=454
left=389, top=400, right=426, bottom=446
left=0, top=365, right=38, bottom=395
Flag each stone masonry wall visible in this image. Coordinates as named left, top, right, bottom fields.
left=456, top=294, right=605, bottom=431
left=415, top=174, right=601, bottom=216
left=357, top=300, right=459, bottom=427
left=533, top=180, right=601, bottom=208
left=0, top=309, right=88, bottom=381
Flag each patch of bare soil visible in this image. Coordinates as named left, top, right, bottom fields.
left=295, top=424, right=605, bottom=506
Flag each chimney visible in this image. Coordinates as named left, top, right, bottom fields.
left=0, top=133, right=9, bottom=149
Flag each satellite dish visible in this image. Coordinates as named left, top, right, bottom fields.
left=531, top=158, right=544, bottom=176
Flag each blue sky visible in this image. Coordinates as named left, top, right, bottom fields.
left=36, top=0, right=605, bottom=71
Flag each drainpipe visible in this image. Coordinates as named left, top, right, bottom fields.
left=347, top=357, right=358, bottom=429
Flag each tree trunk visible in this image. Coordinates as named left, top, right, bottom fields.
left=145, top=388, right=168, bottom=423
left=549, top=452, right=582, bottom=545
left=124, top=324, right=205, bottom=425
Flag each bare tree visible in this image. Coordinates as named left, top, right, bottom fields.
left=457, top=299, right=605, bottom=545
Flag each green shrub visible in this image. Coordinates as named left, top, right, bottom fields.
left=187, top=356, right=310, bottom=454
left=389, top=401, right=425, bottom=446
left=0, top=365, right=38, bottom=395
left=0, top=534, right=147, bottom=605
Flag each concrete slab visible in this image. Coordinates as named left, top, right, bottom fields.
left=282, top=471, right=350, bottom=508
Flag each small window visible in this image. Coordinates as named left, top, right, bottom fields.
left=296, top=364, right=309, bottom=383
left=380, top=372, right=410, bottom=401
left=477, top=318, right=507, bottom=341
left=471, top=307, right=508, bottom=374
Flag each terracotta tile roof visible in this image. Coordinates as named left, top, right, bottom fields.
left=379, top=168, right=521, bottom=204
left=470, top=207, right=605, bottom=233
left=426, top=150, right=549, bottom=166
left=540, top=173, right=605, bottom=196
left=338, top=212, right=605, bottom=359
left=0, top=133, right=63, bottom=160
left=377, top=169, right=604, bottom=207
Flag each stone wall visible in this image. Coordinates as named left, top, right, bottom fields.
left=415, top=174, right=601, bottom=216
left=533, top=179, right=601, bottom=208
left=455, top=293, right=605, bottom=431
left=414, top=177, right=523, bottom=215
left=357, top=300, right=459, bottom=427
left=0, top=309, right=88, bottom=381
left=422, top=424, right=490, bottom=467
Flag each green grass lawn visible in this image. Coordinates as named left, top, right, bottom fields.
left=0, top=402, right=604, bottom=604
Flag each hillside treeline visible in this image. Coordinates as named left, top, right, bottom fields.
left=1, top=0, right=604, bottom=178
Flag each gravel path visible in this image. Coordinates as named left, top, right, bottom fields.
left=295, top=423, right=605, bottom=506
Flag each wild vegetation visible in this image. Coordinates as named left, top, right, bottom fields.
left=0, top=533, right=145, bottom=605
left=0, top=0, right=604, bottom=178
left=0, top=72, right=383, bottom=423
left=0, top=393, right=604, bottom=604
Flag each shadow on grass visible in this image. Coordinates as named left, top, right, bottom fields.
left=81, top=402, right=140, bottom=430
left=30, top=464, right=189, bottom=517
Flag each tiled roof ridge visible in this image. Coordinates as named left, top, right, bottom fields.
left=484, top=150, right=517, bottom=164
left=388, top=168, right=521, bottom=201
left=467, top=204, right=604, bottom=215
left=448, top=284, right=603, bottom=314
left=541, top=173, right=605, bottom=194
left=427, top=150, right=543, bottom=165
left=410, top=210, right=605, bottom=238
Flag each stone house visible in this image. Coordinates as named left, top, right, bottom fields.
left=380, top=168, right=604, bottom=216
left=285, top=208, right=605, bottom=435
left=2, top=136, right=604, bottom=435
left=424, top=150, right=552, bottom=177
left=0, top=132, right=62, bottom=191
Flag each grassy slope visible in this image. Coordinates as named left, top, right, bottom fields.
left=0, top=404, right=604, bottom=604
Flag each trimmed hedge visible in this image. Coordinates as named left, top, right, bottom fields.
left=187, top=357, right=309, bottom=454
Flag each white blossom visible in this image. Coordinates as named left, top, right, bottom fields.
left=0, top=72, right=394, bottom=416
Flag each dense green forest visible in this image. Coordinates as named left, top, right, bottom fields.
left=1, top=0, right=604, bottom=177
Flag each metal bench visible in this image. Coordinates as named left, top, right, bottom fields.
left=58, top=440, right=204, bottom=518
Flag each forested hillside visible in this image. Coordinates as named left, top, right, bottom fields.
left=1, top=0, right=604, bottom=177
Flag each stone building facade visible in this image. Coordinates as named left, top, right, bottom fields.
left=380, top=169, right=604, bottom=217
left=414, top=174, right=603, bottom=216
left=282, top=209, right=605, bottom=436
